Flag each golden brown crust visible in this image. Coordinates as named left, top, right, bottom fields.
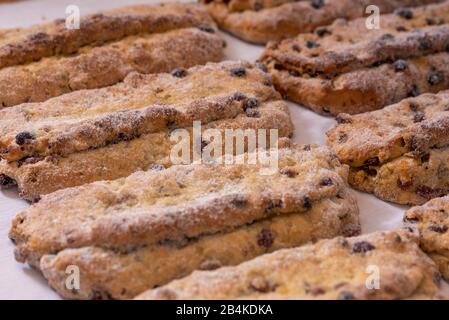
left=0, top=61, right=277, bottom=162
left=40, top=191, right=359, bottom=300
left=261, top=3, right=449, bottom=76
left=266, top=53, right=449, bottom=116
left=327, top=91, right=449, bottom=205
left=0, top=28, right=224, bottom=108
left=0, top=99, right=292, bottom=201
left=348, top=148, right=449, bottom=205
left=201, top=0, right=442, bottom=44
left=216, top=0, right=294, bottom=13
left=0, top=3, right=225, bottom=108
left=10, top=143, right=349, bottom=262
left=260, top=1, right=449, bottom=115
left=0, top=61, right=293, bottom=200
left=327, top=91, right=449, bottom=167
left=10, top=144, right=360, bottom=299
left=0, top=3, right=215, bottom=69
left=136, top=230, right=447, bottom=300
left=404, top=196, right=449, bottom=279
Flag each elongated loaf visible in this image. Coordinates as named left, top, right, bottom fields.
left=200, top=0, right=441, bottom=43
left=0, top=61, right=293, bottom=201
left=0, top=3, right=225, bottom=108
left=137, top=230, right=446, bottom=300
left=327, top=91, right=449, bottom=205
left=260, top=1, right=449, bottom=115
left=10, top=142, right=360, bottom=299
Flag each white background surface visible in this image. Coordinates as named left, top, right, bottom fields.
left=0, top=0, right=409, bottom=299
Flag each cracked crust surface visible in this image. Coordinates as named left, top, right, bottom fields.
left=347, top=148, right=449, bottom=206
left=0, top=99, right=292, bottom=201
left=0, top=61, right=278, bottom=161
left=0, top=3, right=224, bottom=108
left=404, top=196, right=449, bottom=279
left=0, top=3, right=215, bottom=69
left=136, top=230, right=447, bottom=300
left=0, top=28, right=224, bottom=108
left=0, top=61, right=293, bottom=200
left=10, top=143, right=360, bottom=299
left=260, top=1, right=449, bottom=115
left=327, top=91, right=449, bottom=205
left=200, top=0, right=440, bottom=44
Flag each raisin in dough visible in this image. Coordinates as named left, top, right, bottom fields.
left=327, top=91, right=449, bottom=205
left=200, top=0, right=440, bottom=44
left=137, top=230, right=447, bottom=300
left=404, top=196, right=449, bottom=279
left=0, top=61, right=293, bottom=201
left=10, top=142, right=360, bottom=299
left=260, top=1, right=449, bottom=115
left=0, top=3, right=225, bottom=108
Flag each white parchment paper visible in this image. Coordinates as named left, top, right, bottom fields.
left=0, top=0, right=410, bottom=299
